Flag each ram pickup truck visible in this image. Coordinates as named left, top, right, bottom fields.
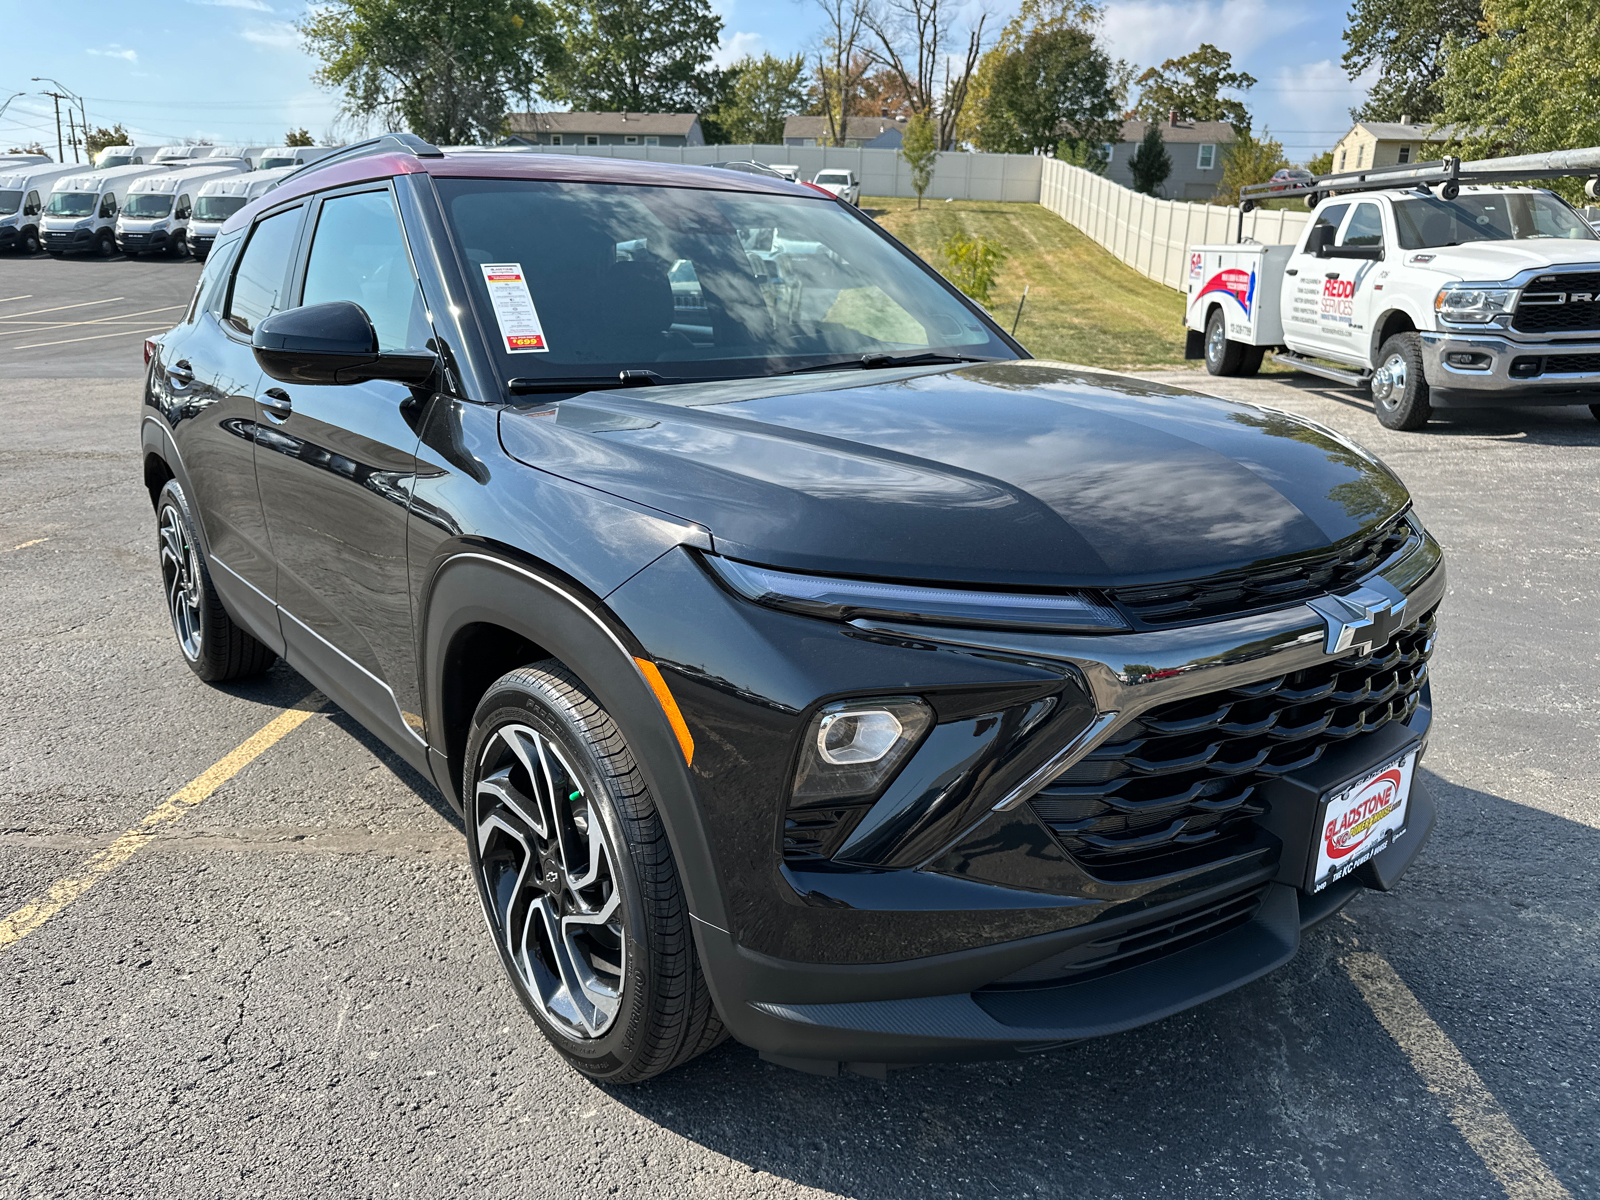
left=1186, top=156, right=1600, bottom=430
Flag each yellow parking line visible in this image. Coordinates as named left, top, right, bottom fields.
left=0, top=692, right=326, bottom=953
left=0, top=297, right=124, bottom=320
left=10, top=327, right=170, bottom=351
left=6, top=538, right=48, bottom=552
left=1345, top=952, right=1573, bottom=1200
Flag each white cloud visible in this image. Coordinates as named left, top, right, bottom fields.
left=242, top=21, right=300, bottom=48
left=714, top=30, right=766, bottom=68
left=1099, top=0, right=1314, bottom=68
left=189, top=0, right=273, bottom=9
left=87, top=45, right=139, bottom=62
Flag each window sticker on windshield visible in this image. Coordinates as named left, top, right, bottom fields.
left=480, top=263, right=549, bottom=353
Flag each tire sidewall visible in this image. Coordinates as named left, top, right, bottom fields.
left=1373, top=333, right=1431, bottom=430
left=463, top=679, right=658, bottom=1080
left=155, top=480, right=227, bottom=680
left=1205, top=309, right=1226, bottom=374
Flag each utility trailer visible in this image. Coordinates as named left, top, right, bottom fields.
left=1184, top=147, right=1600, bottom=429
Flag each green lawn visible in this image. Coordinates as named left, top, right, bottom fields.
left=862, top=196, right=1190, bottom=369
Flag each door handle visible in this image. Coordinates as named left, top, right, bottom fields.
left=167, top=358, right=194, bottom=386
left=258, top=388, right=293, bottom=421
left=1285, top=268, right=1299, bottom=276
left=1325, top=272, right=1341, bottom=280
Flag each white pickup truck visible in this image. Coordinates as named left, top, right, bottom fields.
left=1185, top=152, right=1600, bottom=429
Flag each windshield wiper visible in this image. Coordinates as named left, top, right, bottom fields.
left=781, top=352, right=997, bottom=376
left=507, top=370, right=667, bottom=395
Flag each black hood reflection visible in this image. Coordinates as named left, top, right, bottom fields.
left=498, top=362, right=1411, bottom=589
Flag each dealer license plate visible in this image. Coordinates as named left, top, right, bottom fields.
left=1309, top=746, right=1417, bottom=892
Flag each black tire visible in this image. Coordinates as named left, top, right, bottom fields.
left=155, top=479, right=276, bottom=682
left=464, top=662, right=725, bottom=1084
left=1371, top=332, right=1432, bottom=430
left=95, top=229, right=116, bottom=258
left=21, top=228, right=40, bottom=254
left=1204, top=308, right=1246, bottom=376
left=1588, top=404, right=1600, bottom=422
left=168, top=232, right=186, bottom=259
left=1239, top=345, right=1267, bottom=376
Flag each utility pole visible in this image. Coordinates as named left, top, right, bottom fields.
left=32, top=78, right=86, bottom=165
left=42, top=91, right=64, bottom=163
left=65, top=107, right=79, bottom=163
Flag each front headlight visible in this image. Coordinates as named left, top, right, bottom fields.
left=1434, top=285, right=1517, bottom=323
left=705, top=556, right=1129, bottom=633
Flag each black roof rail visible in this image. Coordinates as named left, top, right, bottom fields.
left=1239, top=144, right=1600, bottom=210
left=277, top=132, right=444, bottom=187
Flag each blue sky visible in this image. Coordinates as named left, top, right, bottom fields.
left=1, top=0, right=1369, bottom=162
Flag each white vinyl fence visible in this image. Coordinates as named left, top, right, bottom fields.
left=501, top=142, right=1044, bottom=202
left=1040, top=157, right=1312, bottom=290
left=503, top=143, right=1312, bottom=292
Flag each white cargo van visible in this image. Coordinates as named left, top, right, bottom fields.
left=40, top=163, right=173, bottom=256
left=152, top=145, right=213, bottom=164
left=94, top=145, right=161, bottom=169
left=204, top=145, right=266, bottom=168
left=114, top=159, right=249, bottom=257
left=186, top=165, right=294, bottom=260
left=255, top=144, right=340, bottom=170
left=0, top=161, right=80, bottom=254
left=0, top=153, right=51, bottom=169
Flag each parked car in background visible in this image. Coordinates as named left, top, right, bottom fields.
left=94, top=145, right=161, bottom=169
left=186, top=166, right=294, bottom=260
left=0, top=160, right=80, bottom=253
left=42, top=163, right=173, bottom=256
left=768, top=164, right=801, bottom=181
left=707, top=160, right=787, bottom=180
left=256, top=145, right=340, bottom=171
left=1268, top=168, right=1314, bottom=192
left=142, top=134, right=1445, bottom=1085
left=116, top=159, right=249, bottom=257
left=811, top=169, right=860, bottom=205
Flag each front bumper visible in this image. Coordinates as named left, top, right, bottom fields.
left=1421, top=330, right=1600, bottom=404
left=116, top=229, right=170, bottom=252
left=43, top=227, right=93, bottom=252
left=610, top=519, right=1447, bottom=1067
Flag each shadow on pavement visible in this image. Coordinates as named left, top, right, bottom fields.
left=597, top=767, right=1596, bottom=1200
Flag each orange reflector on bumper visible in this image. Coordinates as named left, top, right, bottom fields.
left=633, top=657, right=695, bottom=766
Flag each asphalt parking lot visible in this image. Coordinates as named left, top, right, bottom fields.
left=2, top=249, right=1597, bottom=1200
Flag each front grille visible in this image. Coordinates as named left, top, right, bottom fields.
left=1512, top=271, right=1600, bottom=334
left=1111, top=516, right=1413, bottom=627
left=1030, top=608, right=1437, bottom=882
left=781, top=805, right=864, bottom=863
left=989, top=882, right=1270, bottom=986
left=1540, top=353, right=1600, bottom=375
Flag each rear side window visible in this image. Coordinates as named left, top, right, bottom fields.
left=226, top=207, right=301, bottom=335
left=299, top=190, right=430, bottom=351
left=189, top=232, right=243, bottom=322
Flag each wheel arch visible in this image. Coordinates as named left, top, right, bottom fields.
left=1370, top=307, right=1421, bottom=363
left=421, top=548, right=727, bottom=928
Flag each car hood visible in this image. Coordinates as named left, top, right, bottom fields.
left=1409, top=239, right=1600, bottom=280
left=497, top=362, right=1411, bottom=588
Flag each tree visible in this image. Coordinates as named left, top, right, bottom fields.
left=6, top=141, right=48, bottom=156
left=1342, top=0, right=1483, bottom=123
left=1438, top=0, right=1600, bottom=202
left=810, top=0, right=871, bottom=146
left=284, top=128, right=315, bottom=146
left=863, top=0, right=988, bottom=149
left=1213, top=128, right=1289, bottom=204
left=978, top=26, right=1121, bottom=159
left=961, top=0, right=1102, bottom=147
left=703, top=53, right=806, bottom=145
left=900, top=111, right=937, bottom=206
left=84, top=124, right=131, bottom=158
left=546, top=0, right=725, bottom=111
left=1134, top=44, right=1255, bottom=134
left=939, top=231, right=1006, bottom=306
left=1306, top=150, right=1334, bottom=176
left=301, top=0, right=561, bottom=145
left=1128, top=124, right=1170, bottom=195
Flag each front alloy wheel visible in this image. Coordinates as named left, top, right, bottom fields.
left=464, top=662, right=725, bottom=1083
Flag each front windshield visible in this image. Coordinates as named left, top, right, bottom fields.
left=0, top=190, right=21, bottom=215
left=194, top=194, right=247, bottom=222
left=96, top=154, right=133, bottom=169
left=438, top=179, right=1012, bottom=382
left=46, top=193, right=96, bottom=217
left=121, top=193, right=173, bottom=218
left=1393, top=192, right=1596, bottom=249
left=259, top=156, right=295, bottom=170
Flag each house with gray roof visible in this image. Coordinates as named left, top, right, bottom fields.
left=782, top=115, right=908, bottom=149
left=1103, top=116, right=1236, bottom=201
left=505, top=112, right=705, bottom=148
left=1329, top=120, right=1470, bottom=173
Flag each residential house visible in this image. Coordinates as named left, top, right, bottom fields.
left=1104, top=116, right=1235, bottom=201
left=1329, top=121, right=1466, bottom=173
left=782, top=116, right=908, bottom=149
left=504, top=112, right=705, bottom=148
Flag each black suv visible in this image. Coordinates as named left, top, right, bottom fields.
left=142, top=135, right=1445, bottom=1083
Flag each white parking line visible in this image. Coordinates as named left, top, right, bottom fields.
left=0, top=304, right=185, bottom=335
left=0, top=297, right=125, bottom=321
left=1345, top=952, right=1573, bottom=1200
left=12, top=327, right=170, bottom=351
left=0, top=294, right=34, bottom=304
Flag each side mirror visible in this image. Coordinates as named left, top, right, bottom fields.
left=252, top=300, right=436, bottom=386
left=1308, top=224, right=1336, bottom=257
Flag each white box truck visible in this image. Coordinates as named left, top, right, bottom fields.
left=40, top=163, right=173, bottom=256
left=186, top=166, right=294, bottom=260
left=114, top=159, right=249, bottom=257
left=1186, top=148, right=1600, bottom=429
left=0, top=161, right=81, bottom=254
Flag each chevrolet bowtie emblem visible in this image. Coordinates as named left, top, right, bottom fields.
left=1307, top=578, right=1408, bottom=655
